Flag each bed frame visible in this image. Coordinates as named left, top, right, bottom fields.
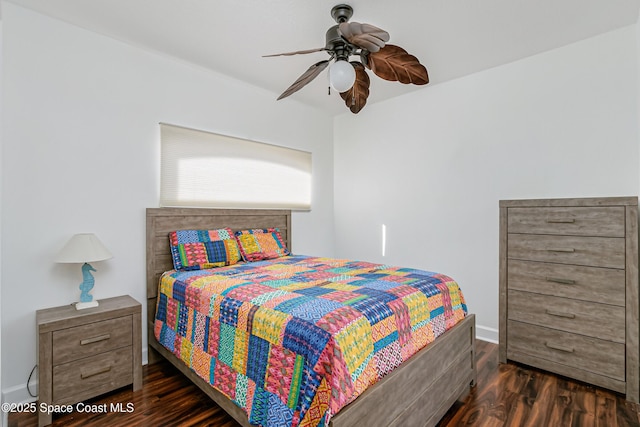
left=146, top=208, right=477, bottom=427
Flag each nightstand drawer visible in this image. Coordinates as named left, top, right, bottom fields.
left=507, top=320, right=624, bottom=381
left=507, top=290, right=625, bottom=342
left=52, top=346, right=133, bottom=404
left=507, top=206, right=625, bottom=237
left=507, top=260, right=625, bottom=306
left=507, top=234, right=625, bottom=269
left=52, top=316, right=132, bottom=365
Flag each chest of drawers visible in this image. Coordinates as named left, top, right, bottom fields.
left=499, top=197, right=639, bottom=402
left=36, top=295, right=142, bottom=426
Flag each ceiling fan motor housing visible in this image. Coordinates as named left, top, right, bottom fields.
left=331, top=4, right=353, bottom=23
left=325, top=25, right=353, bottom=60
left=327, top=5, right=356, bottom=61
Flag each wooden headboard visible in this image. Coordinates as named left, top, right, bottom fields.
left=145, top=207, right=291, bottom=361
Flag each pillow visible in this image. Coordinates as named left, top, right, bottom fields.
left=169, top=228, right=241, bottom=271
left=235, top=228, right=290, bottom=262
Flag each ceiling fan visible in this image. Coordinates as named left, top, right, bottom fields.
left=265, top=4, right=429, bottom=114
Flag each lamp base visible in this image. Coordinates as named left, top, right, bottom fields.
left=75, top=300, right=99, bottom=310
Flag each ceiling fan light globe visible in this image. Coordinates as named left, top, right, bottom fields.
left=329, top=60, right=356, bottom=92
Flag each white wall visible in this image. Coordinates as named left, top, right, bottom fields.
left=1, top=3, right=335, bottom=402
left=334, top=26, right=639, bottom=342
left=3, top=0, right=640, bottom=406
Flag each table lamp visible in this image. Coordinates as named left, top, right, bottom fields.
left=55, top=233, right=113, bottom=310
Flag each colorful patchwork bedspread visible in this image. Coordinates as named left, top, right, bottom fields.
left=154, top=255, right=467, bottom=427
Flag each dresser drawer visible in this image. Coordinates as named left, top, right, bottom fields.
left=507, top=260, right=625, bottom=306
left=507, top=290, right=625, bottom=342
left=52, top=345, right=133, bottom=405
left=507, top=234, right=625, bottom=269
left=52, top=316, right=132, bottom=365
left=507, top=206, right=625, bottom=237
left=507, top=320, right=624, bottom=381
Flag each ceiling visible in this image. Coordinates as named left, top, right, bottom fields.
left=7, top=0, right=640, bottom=115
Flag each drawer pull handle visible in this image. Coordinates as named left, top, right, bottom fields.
left=546, top=219, right=575, bottom=224
left=545, top=342, right=574, bottom=353
left=81, top=366, right=112, bottom=379
left=80, top=334, right=111, bottom=345
left=545, top=277, right=576, bottom=285
left=545, top=309, right=576, bottom=319
left=547, top=248, right=575, bottom=253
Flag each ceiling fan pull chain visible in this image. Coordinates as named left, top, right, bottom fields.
left=328, top=86, right=331, bottom=95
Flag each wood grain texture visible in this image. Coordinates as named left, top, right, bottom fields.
left=37, top=295, right=142, bottom=427
left=145, top=207, right=292, bottom=366
left=52, top=346, right=133, bottom=404
left=507, top=290, right=625, bottom=342
left=625, top=204, right=639, bottom=402
left=37, top=330, right=53, bottom=426
left=507, top=206, right=625, bottom=237
left=150, top=309, right=476, bottom=427
left=11, top=341, right=640, bottom=427
left=145, top=207, right=476, bottom=427
left=507, top=320, right=625, bottom=381
left=146, top=208, right=291, bottom=301
left=506, top=349, right=626, bottom=395
left=37, top=297, right=141, bottom=333
left=507, top=259, right=626, bottom=306
left=149, top=339, right=253, bottom=427
left=52, top=316, right=132, bottom=365
left=499, top=197, right=639, bottom=403
left=507, top=234, right=625, bottom=269
left=388, top=350, right=473, bottom=427
left=329, top=315, right=475, bottom=427
left=146, top=208, right=293, bottom=427
left=498, top=206, right=508, bottom=364
left=132, top=311, right=142, bottom=391
left=439, top=341, right=640, bottom=427
left=500, top=196, right=638, bottom=208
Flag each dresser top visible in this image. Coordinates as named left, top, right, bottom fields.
left=500, top=196, right=638, bottom=208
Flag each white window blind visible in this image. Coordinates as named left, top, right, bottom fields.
left=160, top=124, right=312, bottom=210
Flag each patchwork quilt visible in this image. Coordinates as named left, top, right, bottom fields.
left=154, top=255, right=467, bottom=427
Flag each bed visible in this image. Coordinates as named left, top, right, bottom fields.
left=146, top=208, right=476, bottom=427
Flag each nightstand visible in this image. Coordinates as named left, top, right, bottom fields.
left=36, top=295, right=142, bottom=426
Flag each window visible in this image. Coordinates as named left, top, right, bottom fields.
left=160, top=124, right=312, bottom=210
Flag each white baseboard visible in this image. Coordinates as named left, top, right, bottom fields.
left=476, top=324, right=499, bottom=344
left=1, top=381, right=37, bottom=427
left=1, top=381, right=37, bottom=406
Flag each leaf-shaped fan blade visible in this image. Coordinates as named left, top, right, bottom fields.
left=340, top=62, right=370, bottom=114
left=367, top=45, right=429, bottom=85
left=263, top=47, right=326, bottom=57
left=277, top=60, right=330, bottom=100
left=338, top=22, right=390, bottom=53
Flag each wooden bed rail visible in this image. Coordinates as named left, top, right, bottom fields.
left=145, top=207, right=475, bottom=427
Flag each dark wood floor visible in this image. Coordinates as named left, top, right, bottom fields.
left=10, top=340, right=640, bottom=426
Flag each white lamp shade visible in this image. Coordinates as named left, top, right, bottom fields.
left=329, top=60, right=356, bottom=93
left=55, top=233, right=113, bottom=264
